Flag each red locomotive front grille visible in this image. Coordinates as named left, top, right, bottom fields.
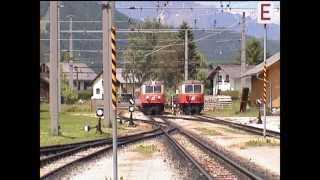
left=140, top=94, right=165, bottom=104
left=177, top=93, right=204, bottom=104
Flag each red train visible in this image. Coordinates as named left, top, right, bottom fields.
left=136, top=81, right=166, bottom=115
left=176, top=80, right=204, bottom=115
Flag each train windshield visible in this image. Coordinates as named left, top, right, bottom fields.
left=185, top=84, right=193, bottom=93
left=145, top=85, right=153, bottom=93
left=145, top=85, right=161, bottom=93
left=154, top=85, right=161, bottom=93
left=194, top=85, right=201, bottom=93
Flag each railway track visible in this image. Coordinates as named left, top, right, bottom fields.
left=153, top=114, right=280, bottom=139
left=40, top=114, right=277, bottom=179
left=158, top=117, right=265, bottom=180
left=40, top=117, right=166, bottom=157
left=40, top=128, right=162, bottom=167
left=40, top=125, right=176, bottom=179
left=196, top=115, right=280, bottom=139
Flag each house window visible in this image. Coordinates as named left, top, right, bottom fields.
left=102, top=80, right=104, bottom=86
left=225, top=75, right=229, bottom=82
left=96, top=88, right=100, bottom=94
left=218, top=75, right=222, bottom=82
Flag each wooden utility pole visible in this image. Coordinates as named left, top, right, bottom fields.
left=58, top=2, right=61, bottom=113
left=184, top=29, right=188, bottom=81
left=102, top=1, right=112, bottom=128
left=67, top=15, right=74, bottom=90
left=49, top=1, right=59, bottom=136
left=240, top=12, right=246, bottom=91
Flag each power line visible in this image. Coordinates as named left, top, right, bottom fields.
left=115, top=6, right=279, bottom=10
left=58, top=27, right=239, bottom=33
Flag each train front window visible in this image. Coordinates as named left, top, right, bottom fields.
left=185, top=84, right=193, bottom=93
left=194, top=85, right=201, bottom=93
left=145, top=85, right=153, bottom=93
left=154, top=85, right=161, bottom=93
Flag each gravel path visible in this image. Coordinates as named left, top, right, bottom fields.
left=40, top=145, right=108, bottom=178
left=216, top=116, right=280, bottom=133
left=58, top=138, right=187, bottom=180
left=169, top=118, right=280, bottom=177
left=172, top=133, right=238, bottom=180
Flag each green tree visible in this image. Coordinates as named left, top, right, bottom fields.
left=235, top=37, right=264, bottom=65
left=177, top=22, right=202, bottom=80
left=123, top=18, right=178, bottom=87
left=62, top=80, right=78, bottom=104
left=246, top=38, right=263, bottom=65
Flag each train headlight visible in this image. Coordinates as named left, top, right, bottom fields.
left=191, top=96, right=195, bottom=101
left=129, top=106, right=135, bottom=112
left=84, top=125, right=90, bottom=132
left=151, top=96, right=155, bottom=100
left=146, top=96, right=150, bottom=99
left=157, top=96, right=161, bottom=99
left=96, top=108, right=104, bottom=117
left=173, top=104, right=177, bottom=108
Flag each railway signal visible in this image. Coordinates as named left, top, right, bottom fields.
left=84, top=108, right=104, bottom=134
left=127, top=97, right=135, bottom=126
left=257, top=1, right=274, bottom=137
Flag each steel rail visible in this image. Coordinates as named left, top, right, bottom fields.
left=161, top=127, right=213, bottom=180
left=196, top=115, right=280, bottom=139
left=161, top=117, right=264, bottom=180
left=40, top=126, right=176, bottom=179
left=40, top=127, right=162, bottom=156
left=154, top=114, right=279, bottom=139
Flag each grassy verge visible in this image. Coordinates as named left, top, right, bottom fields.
left=232, top=138, right=280, bottom=149
left=40, top=103, right=142, bottom=147
left=203, top=100, right=259, bottom=117
left=134, top=144, right=158, bottom=156
left=194, top=127, right=222, bottom=136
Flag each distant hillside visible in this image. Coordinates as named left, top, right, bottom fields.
left=193, top=30, right=280, bottom=64
left=116, top=1, right=280, bottom=40
left=40, top=1, right=280, bottom=72
left=40, top=1, right=137, bottom=73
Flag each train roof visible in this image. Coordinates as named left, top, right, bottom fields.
left=179, top=80, right=203, bottom=85
left=142, top=80, right=164, bottom=85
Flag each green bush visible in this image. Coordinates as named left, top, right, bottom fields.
left=78, top=90, right=92, bottom=100
left=63, top=104, right=91, bottom=112
left=62, top=81, right=78, bottom=104
left=221, top=90, right=240, bottom=100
